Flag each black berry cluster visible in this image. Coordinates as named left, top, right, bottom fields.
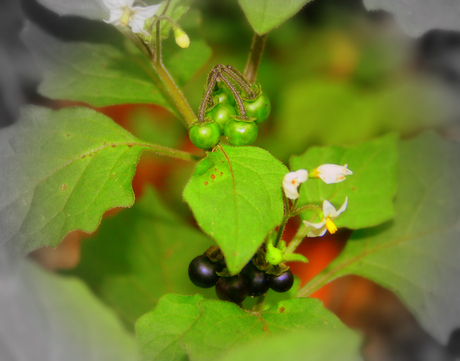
left=188, top=251, right=294, bottom=305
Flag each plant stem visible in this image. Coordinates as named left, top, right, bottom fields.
left=150, top=18, right=197, bottom=127
left=244, top=33, right=267, bottom=84
left=273, top=196, right=296, bottom=248
left=141, top=142, right=201, bottom=161
left=284, top=223, right=309, bottom=254
left=252, top=294, right=267, bottom=312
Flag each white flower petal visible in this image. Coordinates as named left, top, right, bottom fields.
left=283, top=182, right=300, bottom=200
left=306, top=227, right=327, bottom=237
left=102, top=0, right=160, bottom=35
left=282, top=169, right=308, bottom=200
left=303, top=220, right=326, bottom=230
left=322, top=200, right=337, bottom=218
left=132, top=4, right=161, bottom=19
left=336, top=196, right=348, bottom=215
left=314, top=164, right=353, bottom=184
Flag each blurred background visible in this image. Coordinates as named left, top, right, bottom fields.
left=2, top=0, right=460, bottom=359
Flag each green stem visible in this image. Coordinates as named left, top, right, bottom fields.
left=273, top=196, right=296, bottom=248
left=142, top=142, right=201, bottom=161
left=150, top=20, right=197, bottom=127
left=290, top=204, right=322, bottom=218
left=284, top=223, right=310, bottom=255
left=244, top=33, right=267, bottom=85
left=252, top=294, right=267, bottom=312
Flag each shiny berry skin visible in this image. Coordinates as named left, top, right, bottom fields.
left=269, top=270, right=294, bottom=293
left=241, top=262, right=269, bottom=297
left=189, top=122, right=220, bottom=149
left=188, top=255, right=223, bottom=288
left=206, top=103, right=236, bottom=133
left=213, top=88, right=235, bottom=106
left=215, top=275, right=249, bottom=304
left=243, top=92, right=271, bottom=124
left=224, top=119, right=258, bottom=146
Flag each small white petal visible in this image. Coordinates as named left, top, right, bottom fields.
left=303, top=220, right=326, bottom=230
left=336, top=196, right=348, bottom=215
left=283, top=183, right=300, bottom=200
left=314, top=164, right=353, bottom=184
left=132, top=4, right=161, bottom=19
left=282, top=169, right=308, bottom=200
left=322, top=200, right=337, bottom=218
left=306, top=227, right=327, bottom=237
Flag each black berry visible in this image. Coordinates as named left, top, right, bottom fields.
left=188, top=255, right=223, bottom=288
left=269, top=270, right=294, bottom=293
left=241, top=262, right=269, bottom=297
left=215, top=275, right=249, bottom=304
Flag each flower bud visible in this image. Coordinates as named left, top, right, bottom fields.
left=174, top=28, right=190, bottom=49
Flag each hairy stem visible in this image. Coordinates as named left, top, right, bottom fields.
left=244, top=33, right=267, bottom=85
left=150, top=19, right=197, bottom=127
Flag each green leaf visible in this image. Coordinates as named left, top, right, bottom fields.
left=21, top=17, right=211, bottom=109
left=183, top=145, right=288, bottom=274
left=268, top=77, right=449, bottom=162
left=67, top=187, right=215, bottom=329
left=299, top=132, right=460, bottom=344
left=135, top=294, right=355, bottom=361
left=0, top=249, right=139, bottom=361
left=237, top=0, right=313, bottom=35
left=291, top=134, right=399, bottom=230
left=362, top=0, right=460, bottom=37
left=3, top=105, right=181, bottom=253
left=217, top=329, right=362, bottom=361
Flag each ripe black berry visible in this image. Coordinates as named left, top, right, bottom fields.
left=269, top=270, right=294, bottom=293
left=241, top=262, right=269, bottom=297
left=188, top=255, right=223, bottom=288
left=215, top=275, right=249, bottom=304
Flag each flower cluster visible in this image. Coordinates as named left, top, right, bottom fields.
left=282, top=163, right=352, bottom=237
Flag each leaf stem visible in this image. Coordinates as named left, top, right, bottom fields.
left=141, top=142, right=201, bottom=161
left=244, top=33, right=267, bottom=84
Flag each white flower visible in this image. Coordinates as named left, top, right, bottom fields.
left=103, top=0, right=161, bottom=36
left=303, top=197, right=348, bottom=237
left=282, top=169, right=308, bottom=200
left=312, top=164, right=353, bottom=184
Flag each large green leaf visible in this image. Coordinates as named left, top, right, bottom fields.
left=237, top=0, right=314, bottom=35
left=21, top=16, right=211, bottom=109
left=67, top=187, right=215, bottom=329
left=290, top=134, right=398, bottom=230
left=362, top=0, right=460, bottom=37
left=135, top=294, right=356, bottom=361
left=183, top=145, right=288, bottom=275
left=3, top=105, right=189, bottom=253
left=217, top=329, right=362, bottom=361
left=298, top=132, right=460, bottom=344
left=0, top=248, right=139, bottom=361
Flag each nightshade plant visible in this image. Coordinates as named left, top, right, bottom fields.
left=1, top=0, right=460, bottom=360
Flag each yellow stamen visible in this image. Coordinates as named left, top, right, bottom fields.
left=120, top=8, right=132, bottom=26
left=312, top=169, right=320, bottom=178
left=325, top=218, right=337, bottom=234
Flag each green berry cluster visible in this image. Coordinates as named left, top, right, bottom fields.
left=188, top=65, right=271, bottom=150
